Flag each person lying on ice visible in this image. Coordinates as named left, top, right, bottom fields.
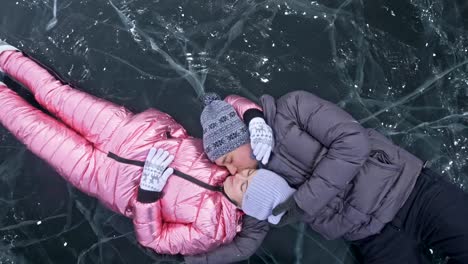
left=195, top=89, right=468, bottom=263
left=0, top=41, right=294, bottom=264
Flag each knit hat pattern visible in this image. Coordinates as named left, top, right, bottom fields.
left=200, top=93, right=250, bottom=161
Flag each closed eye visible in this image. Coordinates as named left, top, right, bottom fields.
left=223, top=156, right=232, bottom=165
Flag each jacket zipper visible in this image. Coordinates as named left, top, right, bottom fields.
left=107, top=152, right=239, bottom=206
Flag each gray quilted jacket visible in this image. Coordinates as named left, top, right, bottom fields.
left=262, top=90, right=423, bottom=240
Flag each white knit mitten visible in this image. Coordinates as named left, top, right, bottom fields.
left=248, top=117, right=274, bottom=165
left=140, top=148, right=174, bottom=192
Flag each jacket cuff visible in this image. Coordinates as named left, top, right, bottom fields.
left=243, top=109, right=264, bottom=126
left=292, top=193, right=308, bottom=217
left=137, top=187, right=162, bottom=203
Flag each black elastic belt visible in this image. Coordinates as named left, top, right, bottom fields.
left=107, top=152, right=239, bottom=207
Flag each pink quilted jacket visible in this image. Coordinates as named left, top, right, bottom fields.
left=0, top=49, right=261, bottom=255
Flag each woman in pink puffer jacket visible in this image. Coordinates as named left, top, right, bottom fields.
left=0, top=43, right=263, bottom=257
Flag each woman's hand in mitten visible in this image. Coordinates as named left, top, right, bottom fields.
left=140, top=148, right=175, bottom=192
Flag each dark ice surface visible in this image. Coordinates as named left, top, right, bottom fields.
left=0, top=0, right=467, bottom=263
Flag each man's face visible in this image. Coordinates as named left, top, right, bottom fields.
left=215, top=143, right=258, bottom=175
left=223, top=169, right=257, bottom=207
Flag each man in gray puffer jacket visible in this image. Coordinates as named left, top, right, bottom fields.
left=188, top=90, right=468, bottom=264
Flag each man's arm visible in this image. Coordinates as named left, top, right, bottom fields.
left=224, top=95, right=263, bottom=120
left=184, top=216, right=269, bottom=264
left=224, top=95, right=274, bottom=164
left=280, top=91, right=371, bottom=217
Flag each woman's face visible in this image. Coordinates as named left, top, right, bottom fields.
left=223, top=169, right=257, bottom=207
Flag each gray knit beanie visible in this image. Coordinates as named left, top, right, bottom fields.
left=241, top=169, right=296, bottom=224
left=200, top=93, right=250, bottom=161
